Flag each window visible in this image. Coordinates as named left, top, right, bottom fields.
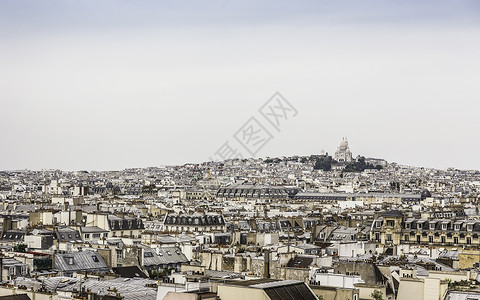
left=375, top=233, right=380, bottom=241
left=93, top=233, right=101, bottom=238
left=416, top=235, right=421, bottom=244
left=417, top=223, right=423, bottom=230
left=430, top=223, right=435, bottom=230
left=454, top=236, right=459, bottom=244
left=404, top=235, right=409, bottom=242
left=467, top=225, right=473, bottom=232
left=455, top=224, right=461, bottom=231
left=85, top=234, right=90, bottom=239
left=65, top=257, right=74, bottom=265
left=406, top=223, right=411, bottom=229
left=386, top=220, right=395, bottom=227
left=144, top=252, right=154, bottom=258
left=92, top=255, right=99, bottom=262
left=467, top=237, right=472, bottom=245
left=429, top=236, right=433, bottom=243
left=441, top=236, right=446, bottom=243
left=386, top=234, right=392, bottom=242
left=442, top=224, right=447, bottom=230
left=376, top=221, right=381, bottom=228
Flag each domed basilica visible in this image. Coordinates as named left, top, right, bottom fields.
left=334, top=137, right=353, bottom=163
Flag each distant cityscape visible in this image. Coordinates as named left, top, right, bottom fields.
left=0, top=139, right=479, bottom=300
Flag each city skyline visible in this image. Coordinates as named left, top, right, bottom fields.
left=2, top=2, right=480, bottom=299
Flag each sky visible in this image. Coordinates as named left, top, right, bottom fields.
left=1, top=0, right=479, bottom=171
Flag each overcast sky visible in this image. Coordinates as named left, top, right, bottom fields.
left=1, top=0, right=479, bottom=171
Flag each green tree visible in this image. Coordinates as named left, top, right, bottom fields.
left=14, top=243, right=27, bottom=253
left=343, top=156, right=379, bottom=173
left=370, top=290, right=384, bottom=300
left=313, top=155, right=336, bottom=171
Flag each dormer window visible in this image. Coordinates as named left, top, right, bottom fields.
left=417, top=223, right=422, bottom=230
left=442, top=224, right=447, bottom=230
left=430, top=223, right=435, bottom=230
left=406, top=223, right=411, bottom=229
left=467, top=225, right=473, bottom=232
left=455, top=224, right=461, bottom=231
left=376, top=221, right=381, bottom=228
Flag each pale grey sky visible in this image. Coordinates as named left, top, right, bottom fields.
left=1, top=1, right=479, bottom=171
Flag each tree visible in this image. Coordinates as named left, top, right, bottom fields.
left=370, top=290, right=384, bottom=300
left=14, top=243, right=27, bottom=253
left=313, top=155, right=336, bottom=171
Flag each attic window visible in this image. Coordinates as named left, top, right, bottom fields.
left=166, top=251, right=172, bottom=256
left=92, top=256, right=99, bottom=262
left=65, top=257, right=74, bottom=265
left=144, top=252, right=154, bottom=258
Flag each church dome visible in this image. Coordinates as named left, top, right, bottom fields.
left=334, top=137, right=353, bottom=163
left=339, top=138, right=349, bottom=150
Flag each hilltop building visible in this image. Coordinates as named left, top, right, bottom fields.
left=334, top=138, right=353, bottom=163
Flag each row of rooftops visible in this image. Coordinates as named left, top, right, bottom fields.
left=163, top=214, right=225, bottom=226
left=216, top=185, right=293, bottom=199
left=293, top=192, right=423, bottom=201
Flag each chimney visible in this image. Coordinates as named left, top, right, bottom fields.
left=3, top=217, right=12, bottom=232
left=264, top=249, right=270, bottom=278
